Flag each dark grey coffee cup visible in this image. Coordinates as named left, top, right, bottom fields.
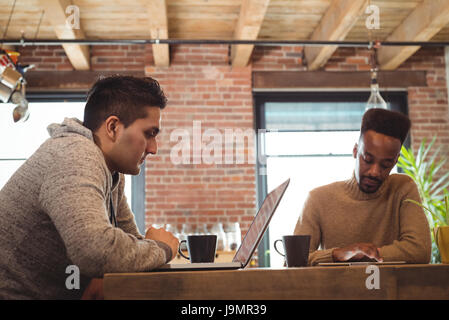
left=178, top=234, right=217, bottom=263
left=274, top=235, right=311, bottom=267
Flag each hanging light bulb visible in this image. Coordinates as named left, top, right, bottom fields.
left=11, top=89, right=29, bottom=123
left=366, top=68, right=387, bottom=111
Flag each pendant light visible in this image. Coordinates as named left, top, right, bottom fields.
left=365, top=42, right=387, bottom=111
left=366, top=67, right=387, bottom=110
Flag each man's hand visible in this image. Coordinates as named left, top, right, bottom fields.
left=145, top=227, right=179, bottom=262
left=332, top=243, right=383, bottom=262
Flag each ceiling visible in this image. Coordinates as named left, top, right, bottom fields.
left=1, top=0, right=449, bottom=70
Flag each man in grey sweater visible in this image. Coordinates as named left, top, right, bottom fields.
left=0, top=76, right=179, bottom=299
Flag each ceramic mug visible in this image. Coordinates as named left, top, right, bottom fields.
left=178, top=234, right=217, bottom=263
left=274, top=235, right=311, bottom=267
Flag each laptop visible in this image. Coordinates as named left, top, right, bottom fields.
left=154, top=178, right=290, bottom=271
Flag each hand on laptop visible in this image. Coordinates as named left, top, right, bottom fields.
left=145, top=227, right=179, bottom=262
left=332, top=242, right=383, bottom=262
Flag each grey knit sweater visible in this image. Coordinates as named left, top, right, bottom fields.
left=0, top=118, right=171, bottom=299
left=294, top=174, right=432, bottom=266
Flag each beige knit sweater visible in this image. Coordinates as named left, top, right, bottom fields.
left=0, top=118, right=171, bottom=299
left=294, top=174, right=431, bottom=266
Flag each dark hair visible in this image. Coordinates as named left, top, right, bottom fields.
left=83, top=75, right=167, bottom=132
left=360, top=108, right=411, bottom=144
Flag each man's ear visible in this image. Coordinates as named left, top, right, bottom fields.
left=104, top=116, right=121, bottom=142
left=353, top=143, right=358, bottom=159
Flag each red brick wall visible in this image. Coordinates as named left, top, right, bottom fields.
left=18, top=45, right=74, bottom=71
left=91, top=44, right=148, bottom=71
left=252, top=45, right=305, bottom=71
left=16, top=43, right=449, bottom=235
left=144, top=45, right=256, bottom=234
left=399, top=48, right=449, bottom=156
left=324, top=47, right=372, bottom=71
left=18, top=44, right=148, bottom=71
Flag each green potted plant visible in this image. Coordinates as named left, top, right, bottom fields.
left=397, top=136, right=449, bottom=263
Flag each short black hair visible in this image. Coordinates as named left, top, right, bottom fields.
left=83, top=75, right=167, bottom=132
left=360, top=108, right=411, bottom=144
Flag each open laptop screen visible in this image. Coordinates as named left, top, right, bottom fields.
left=232, top=179, right=290, bottom=267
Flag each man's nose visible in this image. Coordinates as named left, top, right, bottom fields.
left=146, top=139, right=158, bottom=155
left=367, top=163, right=381, bottom=177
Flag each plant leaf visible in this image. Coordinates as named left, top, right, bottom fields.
left=405, top=199, right=446, bottom=225
left=422, top=136, right=436, bottom=162
left=430, top=171, right=449, bottom=196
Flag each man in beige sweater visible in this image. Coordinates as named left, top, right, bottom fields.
left=0, top=76, right=179, bottom=299
left=294, top=108, right=431, bottom=266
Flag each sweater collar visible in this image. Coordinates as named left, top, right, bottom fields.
left=344, top=172, right=389, bottom=200
left=49, top=118, right=121, bottom=191
left=47, top=117, right=93, bottom=141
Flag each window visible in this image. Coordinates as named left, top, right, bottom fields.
left=254, top=91, right=409, bottom=267
left=0, top=97, right=136, bottom=229
left=0, top=100, right=85, bottom=188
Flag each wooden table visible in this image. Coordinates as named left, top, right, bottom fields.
left=103, top=264, right=449, bottom=300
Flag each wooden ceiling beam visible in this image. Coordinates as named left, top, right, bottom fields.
left=231, top=0, right=271, bottom=68
left=38, top=0, right=90, bottom=70
left=378, top=0, right=449, bottom=70
left=26, top=70, right=145, bottom=91
left=1, top=45, right=16, bottom=51
left=147, top=0, right=169, bottom=67
left=305, top=0, right=368, bottom=70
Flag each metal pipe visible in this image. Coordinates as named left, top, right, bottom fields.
left=2, top=38, right=449, bottom=47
